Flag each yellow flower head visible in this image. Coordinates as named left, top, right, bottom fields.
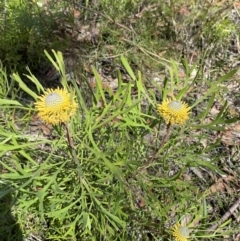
left=172, top=223, right=190, bottom=241
left=35, top=88, right=77, bottom=125
left=157, top=99, right=190, bottom=125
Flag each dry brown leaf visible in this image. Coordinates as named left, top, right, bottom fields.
left=208, top=176, right=235, bottom=195
left=210, top=106, right=220, bottom=115
left=234, top=1, right=240, bottom=9
left=182, top=173, right=192, bottom=181
left=179, top=6, right=190, bottom=16
left=178, top=69, right=186, bottom=78
left=30, top=114, right=52, bottom=136
left=234, top=233, right=240, bottom=241
left=221, top=123, right=240, bottom=146
left=136, top=197, right=145, bottom=208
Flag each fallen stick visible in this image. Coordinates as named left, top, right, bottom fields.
left=209, top=198, right=240, bottom=232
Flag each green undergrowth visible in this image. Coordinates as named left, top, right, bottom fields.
left=0, top=0, right=238, bottom=75
left=0, top=50, right=239, bottom=240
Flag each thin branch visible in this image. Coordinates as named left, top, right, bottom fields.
left=208, top=198, right=240, bottom=232
left=139, top=123, right=171, bottom=171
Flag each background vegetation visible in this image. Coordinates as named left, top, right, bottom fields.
left=0, top=0, right=240, bottom=240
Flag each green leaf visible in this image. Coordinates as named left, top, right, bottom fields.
left=12, top=73, right=38, bottom=100
left=191, top=69, right=237, bottom=108
left=37, top=180, right=54, bottom=220
left=1, top=172, right=33, bottom=179
left=91, top=65, right=107, bottom=107
left=0, top=186, right=13, bottom=199
left=121, top=55, right=136, bottom=80
left=24, top=67, right=45, bottom=93
left=194, top=94, right=216, bottom=122
left=44, top=49, right=60, bottom=72
left=0, top=141, right=50, bottom=154
left=189, top=160, right=225, bottom=175
left=0, top=99, right=22, bottom=106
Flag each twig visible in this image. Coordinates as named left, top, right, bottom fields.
left=29, top=233, right=43, bottom=241
left=139, top=123, right=171, bottom=171
left=233, top=2, right=240, bottom=18
left=208, top=198, right=240, bottom=232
